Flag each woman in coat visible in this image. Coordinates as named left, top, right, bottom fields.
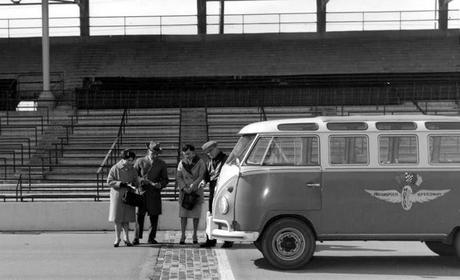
left=107, top=149, right=139, bottom=247
left=176, top=144, right=206, bottom=244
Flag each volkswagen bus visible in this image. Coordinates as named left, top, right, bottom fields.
left=206, top=115, right=460, bottom=269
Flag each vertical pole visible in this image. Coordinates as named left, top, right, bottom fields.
left=219, top=0, right=225, bottom=34
left=42, top=0, right=50, bottom=93
left=197, top=0, right=207, bottom=35
left=316, top=0, right=327, bottom=33
left=438, top=0, right=450, bottom=31
left=39, top=0, right=55, bottom=110
left=79, top=0, right=90, bottom=37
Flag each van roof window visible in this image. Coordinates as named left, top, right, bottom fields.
left=278, top=123, right=318, bottom=131
left=376, top=122, right=416, bottom=130
left=426, top=122, right=460, bottom=130
left=327, top=122, right=368, bottom=131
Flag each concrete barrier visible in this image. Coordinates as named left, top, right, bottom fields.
left=0, top=201, right=208, bottom=231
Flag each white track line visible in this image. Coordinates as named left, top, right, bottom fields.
left=215, top=249, right=236, bottom=280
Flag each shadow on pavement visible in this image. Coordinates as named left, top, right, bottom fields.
left=254, top=255, right=460, bottom=276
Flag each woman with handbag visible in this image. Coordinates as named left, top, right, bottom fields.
left=176, top=144, right=206, bottom=244
left=107, top=149, right=139, bottom=247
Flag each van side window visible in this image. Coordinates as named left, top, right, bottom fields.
left=429, top=135, right=460, bottom=163
left=246, top=137, right=271, bottom=165
left=379, top=135, right=418, bottom=164
left=246, top=136, right=319, bottom=166
left=329, top=136, right=368, bottom=165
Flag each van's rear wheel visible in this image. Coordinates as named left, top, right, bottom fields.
left=454, top=231, right=460, bottom=259
left=425, top=241, right=455, bottom=256
left=261, top=218, right=315, bottom=270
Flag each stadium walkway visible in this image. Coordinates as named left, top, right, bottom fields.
left=0, top=230, right=224, bottom=280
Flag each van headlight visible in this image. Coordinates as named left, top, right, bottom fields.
left=218, top=197, right=229, bottom=215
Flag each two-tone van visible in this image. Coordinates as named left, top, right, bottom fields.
left=206, top=115, right=460, bottom=269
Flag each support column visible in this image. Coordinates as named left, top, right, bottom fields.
left=438, top=0, right=451, bottom=31
left=39, top=0, right=55, bottom=110
left=79, top=0, right=90, bottom=37
left=316, top=0, right=328, bottom=33
left=197, top=0, right=207, bottom=35
left=219, top=0, right=224, bottom=34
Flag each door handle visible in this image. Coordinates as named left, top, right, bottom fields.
left=306, top=183, right=320, bottom=188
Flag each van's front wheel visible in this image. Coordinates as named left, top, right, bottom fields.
left=261, top=218, right=315, bottom=270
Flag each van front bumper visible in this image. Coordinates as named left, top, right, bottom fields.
left=206, top=212, right=259, bottom=242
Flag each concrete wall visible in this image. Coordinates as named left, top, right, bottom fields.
left=0, top=201, right=208, bottom=231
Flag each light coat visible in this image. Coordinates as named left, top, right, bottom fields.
left=176, top=156, right=206, bottom=218
left=107, top=160, right=139, bottom=223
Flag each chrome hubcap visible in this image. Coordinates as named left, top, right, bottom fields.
left=272, top=227, right=305, bottom=261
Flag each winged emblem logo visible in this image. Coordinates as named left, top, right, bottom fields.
left=365, top=172, right=450, bottom=211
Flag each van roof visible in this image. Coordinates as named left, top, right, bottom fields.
left=238, top=115, right=460, bottom=134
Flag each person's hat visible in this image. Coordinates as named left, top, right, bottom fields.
left=202, top=140, right=218, bottom=153
left=146, top=141, right=161, bottom=152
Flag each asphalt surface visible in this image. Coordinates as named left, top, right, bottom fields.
left=0, top=231, right=158, bottom=280
left=226, top=241, right=460, bottom=280
left=2, top=231, right=460, bottom=280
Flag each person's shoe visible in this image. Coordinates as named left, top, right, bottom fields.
left=179, top=236, right=186, bottom=245
left=113, top=240, right=120, bottom=248
left=200, top=240, right=216, bottom=248
left=132, top=239, right=140, bottom=246
left=148, top=239, right=158, bottom=244
left=193, top=240, right=198, bottom=244
left=221, top=241, right=233, bottom=248
left=124, top=240, right=133, bottom=247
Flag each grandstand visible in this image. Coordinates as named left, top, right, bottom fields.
left=0, top=1, right=459, bottom=203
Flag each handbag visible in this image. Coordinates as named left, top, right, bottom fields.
left=122, top=190, right=144, bottom=208
left=181, top=191, right=200, bottom=210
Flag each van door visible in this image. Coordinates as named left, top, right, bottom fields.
left=244, top=135, right=322, bottom=211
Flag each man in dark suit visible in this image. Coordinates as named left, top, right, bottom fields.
left=133, top=141, right=169, bottom=245
left=200, top=140, right=233, bottom=248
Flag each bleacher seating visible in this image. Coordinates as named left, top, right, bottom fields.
left=1, top=108, right=180, bottom=201
left=0, top=30, right=459, bottom=202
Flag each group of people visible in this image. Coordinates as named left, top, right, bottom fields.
left=107, top=139, right=231, bottom=248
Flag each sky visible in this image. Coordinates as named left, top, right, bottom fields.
left=0, top=0, right=458, bottom=36
left=0, top=0, right=458, bottom=17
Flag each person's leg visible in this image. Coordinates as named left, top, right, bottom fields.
left=200, top=192, right=216, bottom=247
left=121, top=222, right=132, bottom=246
left=180, top=217, right=187, bottom=243
left=208, top=185, right=215, bottom=213
left=148, top=214, right=159, bottom=244
left=192, top=218, right=199, bottom=243
left=114, top=223, right=122, bottom=247
left=201, top=185, right=217, bottom=246
left=134, top=208, right=146, bottom=243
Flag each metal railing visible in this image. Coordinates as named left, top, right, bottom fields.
left=258, top=106, right=267, bottom=121
left=0, top=9, right=458, bottom=38
left=95, top=108, right=128, bottom=200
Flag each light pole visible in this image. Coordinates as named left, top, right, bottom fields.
left=38, top=0, right=55, bottom=110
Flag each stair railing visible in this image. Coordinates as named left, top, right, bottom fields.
left=15, top=173, right=23, bottom=202
left=258, top=105, right=267, bottom=121
left=96, top=108, right=128, bottom=200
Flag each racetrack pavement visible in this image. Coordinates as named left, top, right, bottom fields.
left=1, top=231, right=460, bottom=280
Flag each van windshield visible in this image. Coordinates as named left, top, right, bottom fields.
left=226, top=134, right=256, bottom=165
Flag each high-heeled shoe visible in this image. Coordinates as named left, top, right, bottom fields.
left=179, top=237, right=186, bottom=245
left=124, top=240, right=133, bottom=247
left=113, top=240, right=121, bottom=248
